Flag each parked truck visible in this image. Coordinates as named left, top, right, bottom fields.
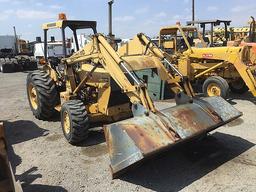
left=33, top=36, right=72, bottom=61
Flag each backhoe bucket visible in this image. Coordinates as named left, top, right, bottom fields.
left=104, top=96, right=242, bottom=178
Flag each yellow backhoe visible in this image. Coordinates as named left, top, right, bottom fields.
left=159, top=24, right=256, bottom=98
left=26, top=16, right=242, bottom=177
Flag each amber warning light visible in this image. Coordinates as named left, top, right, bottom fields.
left=58, top=13, right=67, bottom=20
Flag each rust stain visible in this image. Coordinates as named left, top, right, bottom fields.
left=171, top=108, right=205, bottom=132
left=124, top=124, right=158, bottom=154
left=121, top=122, right=175, bottom=154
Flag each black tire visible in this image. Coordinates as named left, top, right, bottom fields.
left=229, top=78, right=249, bottom=94
left=26, top=70, right=60, bottom=120
left=202, top=76, right=229, bottom=98
left=61, top=100, right=89, bottom=144
left=29, top=60, right=38, bottom=70
left=14, top=64, right=23, bottom=72
left=12, top=59, right=23, bottom=72
left=16, top=56, right=27, bottom=70
left=1, top=63, right=14, bottom=73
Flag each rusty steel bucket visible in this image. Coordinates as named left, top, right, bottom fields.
left=104, top=96, right=242, bottom=178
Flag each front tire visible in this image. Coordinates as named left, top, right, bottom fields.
left=61, top=100, right=89, bottom=145
left=26, top=71, right=60, bottom=120
left=203, top=76, right=229, bottom=99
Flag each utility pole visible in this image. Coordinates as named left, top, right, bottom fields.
left=13, top=26, right=18, bottom=55
left=192, top=0, right=195, bottom=24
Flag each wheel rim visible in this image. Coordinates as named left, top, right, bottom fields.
left=207, top=83, right=221, bottom=96
left=28, top=83, right=38, bottom=110
left=63, top=111, right=71, bottom=135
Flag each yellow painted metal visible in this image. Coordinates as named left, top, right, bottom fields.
left=177, top=57, right=192, bottom=78
left=186, top=46, right=242, bottom=60
left=63, top=111, right=71, bottom=134
left=28, top=83, right=38, bottom=110
left=42, top=20, right=64, bottom=30
left=98, top=86, right=111, bottom=114
left=194, top=62, right=225, bottom=78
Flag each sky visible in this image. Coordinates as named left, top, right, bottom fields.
left=0, top=0, right=255, bottom=41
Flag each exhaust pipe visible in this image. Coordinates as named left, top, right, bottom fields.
left=108, top=0, right=114, bottom=37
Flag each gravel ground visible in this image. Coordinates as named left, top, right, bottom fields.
left=1, top=72, right=256, bottom=192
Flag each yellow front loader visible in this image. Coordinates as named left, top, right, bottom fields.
left=159, top=24, right=256, bottom=98
left=26, top=17, right=242, bottom=177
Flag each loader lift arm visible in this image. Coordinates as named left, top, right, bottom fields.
left=226, top=47, right=256, bottom=96
left=63, top=33, right=156, bottom=113
left=117, top=33, right=195, bottom=98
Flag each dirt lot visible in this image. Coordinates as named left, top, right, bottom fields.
left=1, top=72, right=256, bottom=192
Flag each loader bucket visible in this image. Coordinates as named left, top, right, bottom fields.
left=104, top=96, right=242, bottom=178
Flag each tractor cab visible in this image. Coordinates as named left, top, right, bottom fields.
left=41, top=13, right=97, bottom=73
left=187, top=20, right=231, bottom=47
left=159, top=25, right=205, bottom=54
left=42, top=13, right=97, bottom=61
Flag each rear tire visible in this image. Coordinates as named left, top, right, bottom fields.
left=203, top=76, right=229, bottom=99
left=229, top=78, right=249, bottom=94
left=61, top=100, right=89, bottom=144
left=26, top=70, right=60, bottom=120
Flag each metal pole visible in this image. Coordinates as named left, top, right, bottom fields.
left=62, top=28, right=67, bottom=58
left=211, top=23, right=214, bottom=47
left=108, top=0, right=114, bottom=37
left=73, top=30, right=79, bottom=51
left=163, top=58, right=184, bottom=79
left=192, top=0, right=195, bottom=23
left=44, top=29, right=48, bottom=61
left=13, top=26, right=18, bottom=55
